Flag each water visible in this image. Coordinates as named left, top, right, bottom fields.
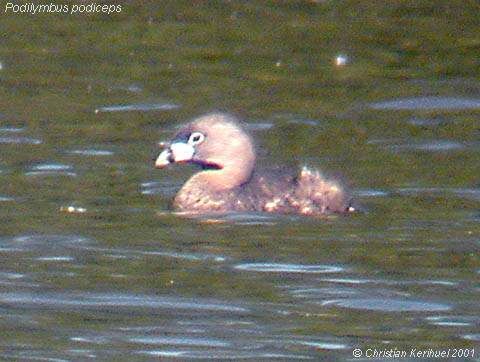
left=94, top=102, right=180, bottom=113
left=370, top=96, right=480, bottom=111
left=1, top=2, right=479, bottom=361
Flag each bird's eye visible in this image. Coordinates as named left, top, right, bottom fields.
left=188, top=132, right=205, bottom=145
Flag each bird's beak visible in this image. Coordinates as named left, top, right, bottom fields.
left=155, top=142, right=195, bottom=169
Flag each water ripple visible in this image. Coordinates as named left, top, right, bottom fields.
left=0, top=292, right=249, bottom=313
left=234, top=263, right=344, bottom=274
left=0, top=126, right=25, bottom=133
left=6, top=234, right=90, bottom=248
left=463, top=334, right=480, bottom=341
left=141, top=180, right=178, bottom=196
left=354, top=189, right=389, bottom=197
left=81, top=245, right=227, bottom=263
left=0, top=136, right=42, bottom=145
left=370, top=96, right=480, bottom=110
left=297, top=340, right=349, bottom=350
left=371, top=139, right=469, bottom=152
left=67, top=149, right=114, bottom=156
left=137, top=350, right=313, bottom=359
left=322, top=298, right=451, bottom=312
left=35, top=256, right=75, bottom=262
left=426, top=315, right=477, bottom=327
left=130, top=336, right=230, bottom=347
left=396, top=187, right=480, bottom=201
left=244, top=122, right=275, bottom=131
left=25, top=163, right=76, bottom=177
left=95, top=103, right=179, bottom=113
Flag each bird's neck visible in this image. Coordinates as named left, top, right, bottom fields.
left=184, top=162, right=254, bottom=192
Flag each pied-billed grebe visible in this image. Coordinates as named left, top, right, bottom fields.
left=155, top=113, right=355, bottom=215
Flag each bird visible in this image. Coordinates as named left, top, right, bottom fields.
left=155, top=112, right=355, bottom=216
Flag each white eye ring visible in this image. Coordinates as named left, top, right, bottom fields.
left=188, top=132, right=205, bottom=145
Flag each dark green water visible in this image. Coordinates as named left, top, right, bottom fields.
left=0, top=1, right=479, bottom=360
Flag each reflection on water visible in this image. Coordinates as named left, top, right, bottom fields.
left=67, top=149, right=114, bottom=156
left=0, top=126, right=25, bottom=133
left=25, top=163, right=77, bottom=177
left=368, top=139, right=474, bottom=152
left=0, top=195, right=15, bottom=202
left=0, top=292, right=249, bottom=313
left=321, top=298, right=451, bottom=312
left=1, top=1, right=479, bottom=360
left=30, top=163, right=73, bottom=171
left=94, top=102, right=180, bottom=113
left=0, top=135, right=42, bottom=144
left=234, top=263, right=344, bottom=273
left=370, top=96, right=480, bottom=110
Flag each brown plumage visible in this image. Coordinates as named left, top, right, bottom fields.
left=155, top=112, right=355, bottom=216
